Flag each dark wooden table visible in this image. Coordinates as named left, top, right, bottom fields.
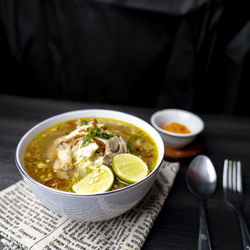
left=1, top=94, right=250, bottom=250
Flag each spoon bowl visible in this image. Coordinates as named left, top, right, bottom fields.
left=186, top=155, right=217, bottom=200
left=186, top=155, right=217, bottom=250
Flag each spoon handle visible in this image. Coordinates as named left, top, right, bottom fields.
left=198, top=201, right=212, bottom=250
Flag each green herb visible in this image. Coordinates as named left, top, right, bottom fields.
left=127, top=141, right=134, bottom=151
left=126, top=134, right=142, bottom=141
left=81, top=134, right=91, bottom=147
left=88, top=125, right=114, bottom=139
left=135, top=134, right=143, bottom=140
left=96, top=132, right=114, bottom=139
left=139, top=148, right=146, bottom=154
left=81, top=125, right=115, bottom=147
left=88, top=127, right=99, bottom=135
left=83, top=120, right=88, bottom=125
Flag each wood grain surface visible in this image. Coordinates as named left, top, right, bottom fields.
left=1, top=94, right=250, bottom=250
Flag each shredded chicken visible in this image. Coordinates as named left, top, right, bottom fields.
left=62, top=122, right=105, bottom=142
left=53, top=142, right=73, bottom=171
left=103, top=136, right=128, bottom=166
left=50, top=119, right=128, bottom=178
left=62, top=124, right=93, bottom=142
left=74, top=143, right=99, bottom=159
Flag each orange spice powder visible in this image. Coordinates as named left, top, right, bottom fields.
left=162, top=122, right=190, bottom=134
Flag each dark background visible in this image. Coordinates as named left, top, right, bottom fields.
left=1, top=0, right=250, bottom=115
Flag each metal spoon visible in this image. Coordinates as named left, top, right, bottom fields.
left=186, top=155, right=217, bottom=250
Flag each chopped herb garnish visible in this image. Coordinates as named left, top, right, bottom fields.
left=83, top=120, right=88, bottom=125
left=96, top=132, right=114, bottom=139
left=81, top=125, right=115, bottom=147
left=88, top=125, right=114, bottom=139
left=126, top=134, right=143, bottom=141
left=88, top=127, right=98, bottom=135
left=81, top=134, right=92, bottom=147
left=135, top=134, right=143, bottom=140
left=139, top=148, right=146, bottom=154
left=127, top=141, right=134, bottom=151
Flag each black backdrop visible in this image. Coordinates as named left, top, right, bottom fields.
left=1, top=0, right=250, bottom=115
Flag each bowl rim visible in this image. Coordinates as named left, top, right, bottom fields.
left=16, top=109, right=164, bottom=197
left=151, top=109, right=204, bottom=138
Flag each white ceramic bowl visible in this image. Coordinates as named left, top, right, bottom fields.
left=151, top=109, right=204, bottom=149
left=16, top=109, right=164, bottom=221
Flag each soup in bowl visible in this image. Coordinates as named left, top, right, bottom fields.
left=16, top=110, right=164, bottom=221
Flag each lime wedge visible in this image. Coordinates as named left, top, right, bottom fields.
left=72, top=165, right=114, bottom=194
left=112, top=153, right=149, bottom=184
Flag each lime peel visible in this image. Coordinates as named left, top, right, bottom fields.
left=112, top=153, right=149, bottom=184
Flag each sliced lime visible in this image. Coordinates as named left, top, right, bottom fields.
left=112, top=153, right=149, bottom=184
left=72, top=165, right=114, bottom=194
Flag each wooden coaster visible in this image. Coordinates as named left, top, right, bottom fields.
left=164, top=138, right=204, bottom=161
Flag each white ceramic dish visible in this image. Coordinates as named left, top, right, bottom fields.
left=16, top=109, right=164, bottom=221
left=151, top=109, right=204, bottom=149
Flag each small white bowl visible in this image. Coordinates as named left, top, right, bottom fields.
left=151, top=109, right=204, bottom=149
left=16, top=109, right=164, bottom=221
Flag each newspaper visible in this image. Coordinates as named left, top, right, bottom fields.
left=0, top=161, right=179, bottom=250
